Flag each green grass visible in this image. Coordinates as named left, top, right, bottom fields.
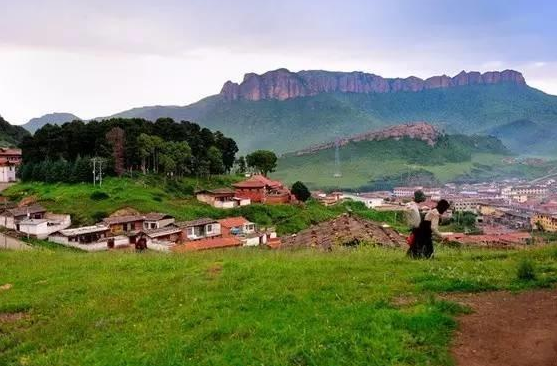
left=1, top=245, right=557, bottom=366
left=2, top=177, right=398, bottom=235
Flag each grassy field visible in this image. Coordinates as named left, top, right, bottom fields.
left=1, top=245, right=557, bottom=366
left=1, top=177, right=407, bottom=235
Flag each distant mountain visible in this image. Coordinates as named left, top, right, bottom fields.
left=220, top=68, right=526, bottom=101
left=22, top=112, right=80, bottom=133
left=486, top=119, right=557, bottom=156
left=272, top=123, right=520, bottom=190
left=98, top=68, right=557, bottom=155
left=0, top=115, right=30, bottom=146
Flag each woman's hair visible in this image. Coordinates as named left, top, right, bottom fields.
left=436, top=199, right=450, bottom=214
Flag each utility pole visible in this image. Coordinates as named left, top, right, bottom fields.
left=91, top=157, right=104, bottom=187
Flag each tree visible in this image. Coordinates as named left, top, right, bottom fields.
left=106, top=127, right=126, bottom=176
left=413, top=190, right=426, bottom=203
left=207, top=146, right=225, bottom=175
left=246, top=150, right=277, bottom=176
left=236, top=156, right=247, bottom=174
left=214, top=131, right=238, bottom=173
left=291, top=181, right=311, bottom=202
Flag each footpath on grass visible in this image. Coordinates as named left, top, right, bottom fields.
left=449, top=289, right=557, bottom=366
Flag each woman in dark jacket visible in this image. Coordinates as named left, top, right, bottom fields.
left=411, top=199, right=450, bottom=259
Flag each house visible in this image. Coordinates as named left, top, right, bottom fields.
left=196, top=189, right=251, bottom=209
left=218, top=216, right=274, bottom=246
left=143, top=213, right=175, bottom=230
left=48, top=225, right=110, bottom=248
left=0, top=148, right=22, bottom=165
left=0, top=158, right=17, bottom=183
left=0, top=148, right=22, bottom=183
left=17, top=213, right=71, bottom=239
left=219, top=217, right=256, bottom=237
left=136, top=225, right=184, bottom=251
left=343, top=194, right=384, bottom=209
left=0, top=204, right=47, bottom=230
left=103, top=215, right=145, bottom=234
left=176, top=218, right=221, bottom=241
left=232, top=175, right=292, bottom=204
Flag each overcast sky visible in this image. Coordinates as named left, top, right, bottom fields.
left=0, top=0, right=556, bottom=124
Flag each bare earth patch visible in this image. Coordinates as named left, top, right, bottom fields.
left=0, top=312, right=28, bottom=323
left=449, top=289, right=557, bottom=366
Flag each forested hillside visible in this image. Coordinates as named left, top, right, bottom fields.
left=18, top=118, right=238, bottom=182
left=0, top=115, right=30, bottom=146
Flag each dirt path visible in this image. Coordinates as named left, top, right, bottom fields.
left=450, top=289, right=557, bottom=366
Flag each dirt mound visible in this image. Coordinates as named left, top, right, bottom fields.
left=109, top=207, right=140, bottom=217
left=450, top=289, right=557, bottom=366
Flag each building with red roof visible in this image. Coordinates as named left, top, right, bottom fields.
left=232, top=175, right=292, bottom=204
left=0, top=148, right=21, bottom=183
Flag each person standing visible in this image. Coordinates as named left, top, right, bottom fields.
left=413, top=199, right=450, bottom=259
left=405, top=190, right=426, bottom=257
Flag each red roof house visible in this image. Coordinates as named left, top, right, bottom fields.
left=232, top=175, right=292, bottom=204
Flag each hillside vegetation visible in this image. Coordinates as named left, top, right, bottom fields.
left=2, top=245, right=557, bottom=366
left=105, top=84, right=557, bottom=154
left=0, top=115, right=30, bottom=146
left=272, top=134, right=543, bottom=190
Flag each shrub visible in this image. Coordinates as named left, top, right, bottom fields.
left=516, top=259, right=537, bottom=281
left=92, top=211, right=109, bottom=223
left=90, top=191, right=110, bottom=201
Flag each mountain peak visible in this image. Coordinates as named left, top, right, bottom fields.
left=22, top=112, right=81, bottom=134
left=220, top=69, right=526, bottom=101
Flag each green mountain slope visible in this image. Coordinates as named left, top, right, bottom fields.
left=272, top=134, right=554, bottom=190
left=107, top=83, right=557, bottom=154
left=486, top=119, right=557, bottom=156
left=0, top=115, right=30, bottom=146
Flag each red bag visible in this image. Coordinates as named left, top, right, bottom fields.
left=406, top=232, right=416, bottom=247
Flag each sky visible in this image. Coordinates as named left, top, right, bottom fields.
left=0, top=0, right=556, bottom=124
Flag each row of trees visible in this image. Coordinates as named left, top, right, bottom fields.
left=18, top=157, right=95, bottom=183
left=19, top=118, right=239, bottom=181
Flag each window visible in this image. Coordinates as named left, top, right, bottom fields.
left=187, top=227, right=194, bottom=236
left=206, top=224, right=213, bottom=233
left=150, top=223, right=156, bottom=229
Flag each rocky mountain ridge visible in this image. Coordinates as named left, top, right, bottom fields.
left=291, top=122, right=441, bottom=156
left=220, top=68, right=526, bottom=101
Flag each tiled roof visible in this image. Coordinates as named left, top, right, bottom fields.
left=232, top=179, right=266, bottom=188
left=0, top=148, right=21, bottom=156
left=4, top=204, right=46, bottom=217
left=103, top=215, right=144, bottom=225
left=196, top=188, right=236, bottom=195
left=173, top=237, right=241, bottom=252
left=142, top=226, right=182, bottom=238
left=218, top=216, right=250, bottom=228
left=144, top=212, right=173, bottom=221
left=56, top=225, right=109, bottom=236
left=176, top=217, right=217, bottom=228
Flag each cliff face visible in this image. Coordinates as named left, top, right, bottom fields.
left=220, top=68, right=526, bottom=101
left=292, top=122, right=440, bottom=156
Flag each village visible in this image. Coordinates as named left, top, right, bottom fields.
left=1, top=147, right=557, bottom=253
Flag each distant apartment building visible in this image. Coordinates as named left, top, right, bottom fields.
left=393, top=186, right=423, bottom=198
left=531, top=213, right=557, bottom=232
left=452, top=198, right=481, bottom=214
left=502, top=186, right=548, bottom=200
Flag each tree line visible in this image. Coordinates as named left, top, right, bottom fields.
left=19, top=118, right=239, bottom=182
